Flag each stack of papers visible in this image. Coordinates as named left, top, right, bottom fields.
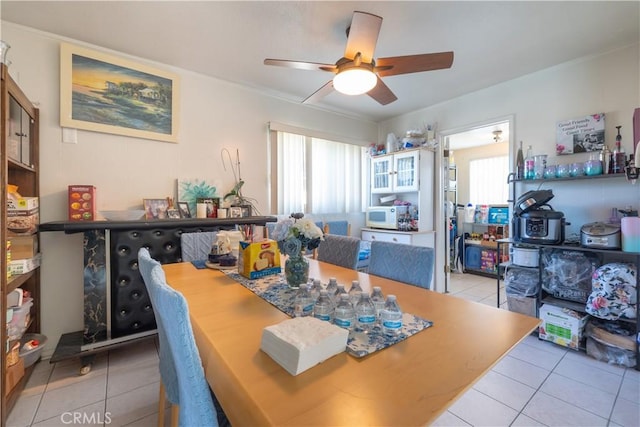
left=260, top=317, right=348, bottom=375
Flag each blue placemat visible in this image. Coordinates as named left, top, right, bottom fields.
left=219, top=269, right=433, bottom=358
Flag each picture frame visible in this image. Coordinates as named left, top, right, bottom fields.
left=166, top=209, right=180, bottom=219
left=229, top=206, right=243, bottom=218
left=177, top=201, right=191, bottom=218
left=143, top=198, right=170, bottom=219
left=556, top=113, right=605, bottom=155
left=60, top=43, right=180, bottom=143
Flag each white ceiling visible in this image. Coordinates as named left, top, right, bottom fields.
left=1, top=1, right=638, bottom=124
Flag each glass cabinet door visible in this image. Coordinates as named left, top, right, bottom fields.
left=393, top=150, right=420, bottom=192
left=371, top=155, right=393, bottom=193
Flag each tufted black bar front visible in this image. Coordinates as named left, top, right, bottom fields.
left=40, top=217, right=276, bottom=355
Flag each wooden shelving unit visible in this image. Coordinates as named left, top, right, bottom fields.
left=1, top=64, right=41, bottom=426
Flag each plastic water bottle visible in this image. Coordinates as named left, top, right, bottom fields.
left=309, top=278, right=322, bottom=302
left=355, top=293, right=376, bottom=333
left=333, top=283, right=347, bottom=304
left=380, top=295, right=403, bottom=336
left=293, top=284, right=313, bottom=317
left=313, top=290, right=334, bottom=322
left=325, top=277, right=338, bottom=299
left=348, top=280, right=363, bottom=306
left=333, top=294, right=355, bottom=330
left=370, top=286, right=385, bottom=322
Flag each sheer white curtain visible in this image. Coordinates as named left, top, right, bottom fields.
left=277, top=132, right=306, bottom=214
left=310, top=138, right=362, bottom=214
left=275, top=131, right=363, bottom=215
left=469, top=156, right=509, bottom=205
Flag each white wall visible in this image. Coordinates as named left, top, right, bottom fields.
left=2, top=22, right=378, bottom=358
left=379, top=44, right=640, bottom=293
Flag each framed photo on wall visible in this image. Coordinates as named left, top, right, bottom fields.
left=60, top=43, right=180, bottom=143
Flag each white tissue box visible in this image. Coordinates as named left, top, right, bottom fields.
left=260, top=317, right=348, bottom=376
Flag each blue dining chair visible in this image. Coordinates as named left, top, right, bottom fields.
left=323, top=220, right=351, bottom=236
left=138, top=248, right=219, bottom=427
left=367, top=241, right=434, bottom=289
left=316, top=234, right=362, bottom=270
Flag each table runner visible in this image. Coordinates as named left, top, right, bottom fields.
left=220, top=269, right=433, bottom=358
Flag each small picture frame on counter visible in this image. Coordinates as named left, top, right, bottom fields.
left=177, top=202, right=191, bottom=218
left=166, top=209, right=180, bottom=219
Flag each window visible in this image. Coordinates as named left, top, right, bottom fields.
left=468, top=156, right=509, bottom=205
left=271, top=130, right=365, bottom=215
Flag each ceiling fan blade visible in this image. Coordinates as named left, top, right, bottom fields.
left=344, top=11, right=382, bottom=63
left=303, top=81, right=334, bottom=104
left=368, top=77, right=397, bottom=105
left=264, top=59, right=337, bottom=72
left=376, top=51, right=454, bottom=77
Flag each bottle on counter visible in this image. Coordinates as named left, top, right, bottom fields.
left=309, top=278, right=322, bottom=302
left=333, top=283, right=347, bottom=304
left=380, top=295, right=403, bottom=336
left=516, top=141, right=525, bottom=180
left=313, top=290, right=334, bottom=322
left=333, top=294, right=356, bottom=330
left=600, top=145, right=610, bottom=175
left=370, top=286, right=386, bottom=322
left=348, top=280, right=363, bottom=306
left=612, top=126, right=626, bottom=174
left=293, top=284, right=313, bottom=317
left=355, top=293, right=376, bottom=333
left=325, top=277, right=338, bottom=298
left=524, top=145, right=535, bottom=179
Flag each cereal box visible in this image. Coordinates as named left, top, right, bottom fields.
left=7, top=197, right=39, bottom=236
left=8, top=235, right=39, bottom=260
left=68, top=185, right=96, bottom=221
left=238, top=240, right=281, bottom=279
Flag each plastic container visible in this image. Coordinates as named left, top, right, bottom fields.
left=8, top=297, right=33, bottom=340
left=19, top=333, right=47, bottom=367
left=533, top=154, right=547, bottom=179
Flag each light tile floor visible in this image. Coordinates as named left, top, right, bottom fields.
left=7, top=272, right=640, bottom=426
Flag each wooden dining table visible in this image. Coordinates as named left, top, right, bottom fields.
left=163, top=259, right=540, bottom=426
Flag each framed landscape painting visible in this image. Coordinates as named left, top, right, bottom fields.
left=60, top=43, right=180, bottom=143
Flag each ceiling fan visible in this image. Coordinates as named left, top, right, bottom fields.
left=264, top=11, right=454, bottom=105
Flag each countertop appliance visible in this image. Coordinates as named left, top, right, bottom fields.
left=365, top=205, right=410, bottom=230
left=580, top=222, right=621, bottom=249
left=513, top=190, right=566, bottom=244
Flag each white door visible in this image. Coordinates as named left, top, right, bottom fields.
left=371, top=154, right=393, bottom=194
left=393, top=150, right=420, bottom=192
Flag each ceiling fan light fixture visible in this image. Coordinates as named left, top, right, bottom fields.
left=333, top=67, right=377, bottom=95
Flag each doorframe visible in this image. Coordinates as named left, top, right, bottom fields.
left=433, top=114, right=515, bottom=293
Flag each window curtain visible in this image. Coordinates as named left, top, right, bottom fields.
left=275, top=131, right=363, bottom=215
left=310, top=138, right=362, bottom=214
left=277, top=132, right=306, bottom=214
left=469, top=156, right=509, bottom=205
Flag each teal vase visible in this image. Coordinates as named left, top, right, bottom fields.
left=285, top=252, right=309, bottom=289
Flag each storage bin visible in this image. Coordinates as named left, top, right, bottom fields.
left=506, top=295, right=537, bottom=317
left=19, top=333, right=47, bottom=367
left=7, top=297, right=32, bottom=340
left=465, top=245, right=481, bottom=269
left=504, top=265, right=540, bottom=296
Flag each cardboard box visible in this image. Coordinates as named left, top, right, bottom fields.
left=7, top=197, right=39, bottom=211
left=7, top=208, right=39, bottom=236
left=238, top=239, right=281, bottom=279
left=539, top=303, right=589, bottom=350
left=8, top=235, right=39, bottom=260
left=5, top=356, right=25, bottom=396
left=68, top=185, right=96, bottom=221
left=9, top=253, right=41, bottom=276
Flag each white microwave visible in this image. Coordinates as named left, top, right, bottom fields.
left=365, top=206, right=409, bottom=230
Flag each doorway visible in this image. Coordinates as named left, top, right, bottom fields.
left=435, top=116, right=513, bottom=293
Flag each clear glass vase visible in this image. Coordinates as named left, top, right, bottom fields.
left=284, top=252, right=309, bottom=289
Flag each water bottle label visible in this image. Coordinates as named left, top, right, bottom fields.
left=358, top=315, right=376, bottom=324
left=314, top=313, right=331, bottom=321
left=382, top=319, right=402, bottom=329
left=303, top=304, right=313, bottom=315
left=334, top=318, right=352, bottom=328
